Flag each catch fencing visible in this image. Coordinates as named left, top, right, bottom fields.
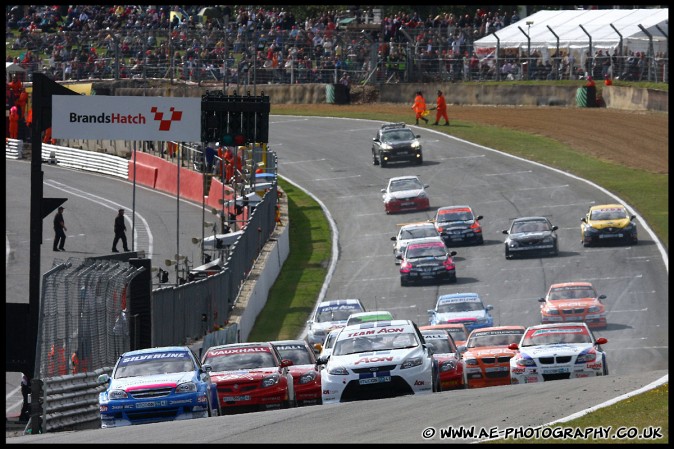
left=35, top=257, right=146, bottom=380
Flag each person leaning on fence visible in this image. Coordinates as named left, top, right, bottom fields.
left=412, top=91, right=429, bottom=125
left=432, top=90, right=450, bottom=126
left=112, top=208, right=130, bottom=253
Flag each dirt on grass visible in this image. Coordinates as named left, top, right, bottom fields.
left=271, top=102, right=668, bottom=174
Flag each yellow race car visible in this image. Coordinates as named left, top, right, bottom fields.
left=581, top=204, right=638, bottom=247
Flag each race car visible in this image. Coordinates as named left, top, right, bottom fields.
left=201, top=342, right=295, bottom=414
left=98, top=346, right=218, bottom=428
left=427, top=293, right=494, bottom=332
left=314, top=327, right=343, bottom=360
left=399, top=237, right=457, bottom=286
left=539, top=281, right=608, bottom=329
left=433, top=205, right=484, bottom=246
left=318, top=320, right=435, bottom=404
left=372, top=122, right=423, bottom=167
left=420, top=329, right=466, bottom=391
left=270, top=340, right=322, bottom=406
left=459, top=326, right=525, bottom=389
left=581, top=203, right=638, bottom=246
left=382, top=175, right=430, bottom=214
left=391, top=221, right=442, bottom=263
left=509, top=323, right=609, bottom=384
left=305, top=298, right=366, bottom=346
left=420, top=323, right=470, bottom=347
left=346, top=310, right=394, bottom=326
left=502, top=216, right=559, bottom=259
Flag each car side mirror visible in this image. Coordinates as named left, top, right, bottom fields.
left=595, top=337, right=608, bottom=345
left=416, top=134, right=421, bottom=138
left=202, top=363, right=212, bottom=373
left=475, top=215, right=483, bottom=221
left=486, top=305, right=494, bottom=311
left=502, top=230, right=509, bottom=235
left=427, top=310, right=434, bottom=316
left=581, top=217, right=587, bottom=223
left=508, top=343, right=519, bottom=350
left=552, top=225, right=559, bottom=231
left=538, top=298, right=546, bottom=303
left=97, top=373, right=111, bottom=384
left=381, top=188, right=386, bottom=193
left=424, top=184, right=430, bottom=189
left=598, top=294, right=607, bottom=300
left=396, top=254, right=403, bottom=260
left=316, top=355, right=329, bottom=365
left=630, top=215, right=636, bottom=221
left=391, top=236, right=397, bottom=241
left=457, top=345, right=466, bottom=354
left=449, top=251, right=457, bottom=256
left=280, top=359, right=293, bottom=368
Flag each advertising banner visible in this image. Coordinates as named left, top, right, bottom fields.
left=52, top=96, right=201, bottom=141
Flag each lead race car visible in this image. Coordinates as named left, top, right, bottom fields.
left=318, top=319, right=435, bottom=404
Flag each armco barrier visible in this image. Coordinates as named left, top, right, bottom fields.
left=40, top=144, right=128, bottom=179
left=5, top=138, right=24, bottom=159
left=42, top=367, right=112, bottom=432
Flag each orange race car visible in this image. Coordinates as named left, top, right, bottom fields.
left=459, top=326, right=525, bottom=389
left=538, top=281, right=608, bottom=329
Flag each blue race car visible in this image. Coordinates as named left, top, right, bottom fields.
left=427, top=293, right=494, bottom=332
left=98, top=346, right=218, bottom=428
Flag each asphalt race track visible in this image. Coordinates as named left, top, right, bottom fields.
left=5, top=116, right=668, bottom=443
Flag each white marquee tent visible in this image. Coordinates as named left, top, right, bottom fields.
left=473, top=8, right=668, bottom=62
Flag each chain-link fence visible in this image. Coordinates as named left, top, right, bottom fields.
left=35, top=257, right=146, bottom=379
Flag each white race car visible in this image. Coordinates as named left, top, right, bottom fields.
left=305, top=299, right=366, bottom=346
left=318, top=320, right=435, bottom=404
left=509, top=322, right=608, bottom=384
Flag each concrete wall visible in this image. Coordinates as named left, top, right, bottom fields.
left=91, top=79, right=667, bottom=111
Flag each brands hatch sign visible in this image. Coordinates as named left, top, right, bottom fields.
left=52, top=96, right=201, bottom=141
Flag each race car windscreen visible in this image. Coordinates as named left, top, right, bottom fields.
left=467, top=331, right=523, bottom=348
left=275, top=345, right=313, bottom=365
left=114, top=351, right=195, bottom=378
left=438, top=301, right=483, bottom=313
left=521, top=327, right=592, bottom=347
left=316, top=305, right=361, bottom=322
left=204, top=349, right=276, bottom=371
left=333, top=332, right=419, bottom=356
left=549, top=286, right=596, bottom=300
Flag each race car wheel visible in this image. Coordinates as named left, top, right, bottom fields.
left=477, top=236, right=484, bottom=245
left=416, top=155, right=423, bottom=165
left=400, top=278, right=408, bottom=287
left=372, top=150, right=379, bottom=165
left=551, top=244, right=559, bottom=256
left=379, top=151, right=387, bottom=167
left=603, top=356, right=609, bottom=376
left=505, top=247, right=512, bottom=259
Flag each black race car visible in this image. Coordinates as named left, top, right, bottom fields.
left=372, top=122, right=423, bottom=167
left=502, top=216, right=559, bottom=259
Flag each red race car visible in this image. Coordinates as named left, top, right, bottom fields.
left=460, top=325, right=525, bottom=389
left=420, top=329, right=466, bottom=391
left=270, top=339, right=322, bottom=406
left=201, top=342, right=295, bottom=414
